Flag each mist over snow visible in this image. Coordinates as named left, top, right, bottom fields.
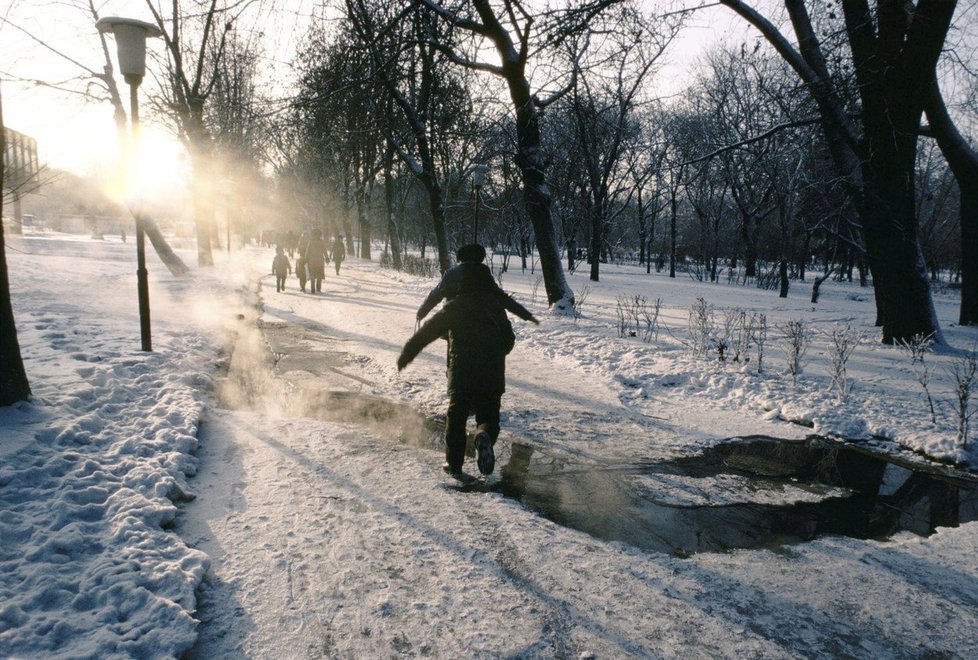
left=2, top=231, right=977, bottom=658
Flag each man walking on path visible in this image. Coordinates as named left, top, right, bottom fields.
left=398, top=264, right=527, bottom=477
left=332, top=235, right=345, bottom=275
left=417, top=244, right=539, bottom=326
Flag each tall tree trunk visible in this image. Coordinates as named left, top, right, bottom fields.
left=589, top=207, right=601, bottom=282
left=357, top=184, right=372, bottom=261
left=420, top=173, right=450, bottom=274
left=0, top=88, right=31, bottom=406
left=137, top=213, right=190, bottom=276
left=474, top=0, right=573, bottom=309
left=189, top=145, right=214, bottom=267
left=383, top=151, right=402, bottom=271
left=925, top=79, right=978, bottom=325
left=669, top=190, right=678, bottom=279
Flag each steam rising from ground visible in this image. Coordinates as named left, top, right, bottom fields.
left=214, top=300, right=441, bottom=453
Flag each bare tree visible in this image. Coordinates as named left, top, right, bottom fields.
left=0, top=1, right=189, bottom=275
left=719, top=0, right=957, bottom=344
left=924, top=79, right=978, bottom=325
left=415, top=0, right=575, bottom=309
left=144, top=0, right=249, bottom=267
left=344, top=0, right=470, bottom=273
left=0, top=84, right=32, bottom=406
left=564, top=4, right=678, bottom=282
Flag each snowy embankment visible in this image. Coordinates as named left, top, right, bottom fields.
left=0, top=235, right=244, bottom=657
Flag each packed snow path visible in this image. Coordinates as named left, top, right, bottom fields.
left=180, top=255, right=978, bottom=658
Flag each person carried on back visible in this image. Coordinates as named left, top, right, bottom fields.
left=416, top=243, right=539, bottom=326
left=398, top=244, right=537, bottom=478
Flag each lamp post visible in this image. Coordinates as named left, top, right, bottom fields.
left=96, top=16, right=161, bottom=352
left=471, top=163, right=488, bottom=243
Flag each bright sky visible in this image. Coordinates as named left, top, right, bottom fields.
left=1, top=2, right=174, bottom=182
left=0, top=0, right=739, bottom=195
left=0, top=0, right=315, bottom=200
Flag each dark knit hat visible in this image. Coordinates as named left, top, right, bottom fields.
left=456, top=243, right=486, bottom=263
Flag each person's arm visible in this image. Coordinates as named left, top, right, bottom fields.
left=417, top=270, right=458, bottom=320
left=496, top=290, right=540, bottom=324
left=397, top=311, right=451, bottom=370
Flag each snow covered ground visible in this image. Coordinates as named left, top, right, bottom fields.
left=2, top=231, right=977, bottom=658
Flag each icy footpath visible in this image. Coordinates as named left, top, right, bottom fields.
left=0, top=236, right=243, bottom=658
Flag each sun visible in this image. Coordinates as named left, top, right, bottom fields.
left=97, top=123, right=190, bottom=208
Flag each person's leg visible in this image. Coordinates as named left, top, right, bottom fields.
left=473, top=392, right=501, bottom=475
left=474, top=392, right=502, bottom=442
left=444, top=391, right=472, bottom=471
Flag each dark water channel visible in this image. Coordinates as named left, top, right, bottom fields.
left=286, top=390, right=978, bottom=557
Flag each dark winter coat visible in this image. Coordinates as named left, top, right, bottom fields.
left=272, top=253, right=291, bottom=277
left=398, top=286, right=515, bottom=395
left=304, top=238, right=329, bottom=277
left=416, top=262, right=537, bottom=324
left=332, top=237, right=345, bottom=263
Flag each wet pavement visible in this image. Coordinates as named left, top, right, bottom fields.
left=224, top=314, right=978, bottom=558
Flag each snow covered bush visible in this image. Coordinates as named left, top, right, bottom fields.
left=826, top=324, right=864, bottom=403
left=687, top=297, right=715, bottom=358
left=778, top=319, right=812, bottom=383
left=899, top=332, right=937, bottom=424
left=948, top=348, right=977, bottom=449
left=751, top=313, right=768, bottom=374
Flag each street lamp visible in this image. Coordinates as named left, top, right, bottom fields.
left=96, top=16, right=162, bottom=352
left=471, top=163, right=488, bottom=243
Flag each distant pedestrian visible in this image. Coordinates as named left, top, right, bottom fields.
left=304, top=229, right=329, bottom=293
left=417, top=243, right=539, bottom=326
left=398, top=264, right=529, bottom=478
left=332, top=235, right=346, bottom=275
left=272, top=246, right=291, bottom=292
left=295, top=256, right=308, bottom=292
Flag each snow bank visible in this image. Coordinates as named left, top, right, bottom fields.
left=0, top=234, right=241, bottom=658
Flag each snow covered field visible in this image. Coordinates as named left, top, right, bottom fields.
left=2, top=232, right=977, bottom=658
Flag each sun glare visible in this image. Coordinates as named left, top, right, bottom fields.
left=100, top=125, right=190, bottom=208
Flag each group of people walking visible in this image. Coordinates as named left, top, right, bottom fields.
left=271, top=229, right=346, bottom=293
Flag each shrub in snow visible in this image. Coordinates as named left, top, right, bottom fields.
left=615, top=295, right=660, bottom=341
left=898, top=332, right=937, bottom=424
left=948, top=348, right=977, bottom=449
left=718, top=309, right=751, bottom=363
left=826, top=324, right=864, bottom=403
left=616, top=296, right=632, bottom=337
left=687, top=297, right=715, bottom=358
left=751, top=313, right=768, bottom=374
left=530, top=275, right=543, bottom=305
left=573, top=285, right=590, bottom=322
left=642, top=297, right=663, bottom=343
left=778, top=319, right=811, bottom=383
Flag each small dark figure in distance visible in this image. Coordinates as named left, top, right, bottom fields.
left=332, top=234, right=346, bottom=275
left=398, top=265, right=528, bottom=477
left=295, top=255, right=308, bottom=292
left=416, top=243, right=539, bottom=326
left=304, top=229, right=329, bottom=293
left=272, top=246, right=291, bottom=292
